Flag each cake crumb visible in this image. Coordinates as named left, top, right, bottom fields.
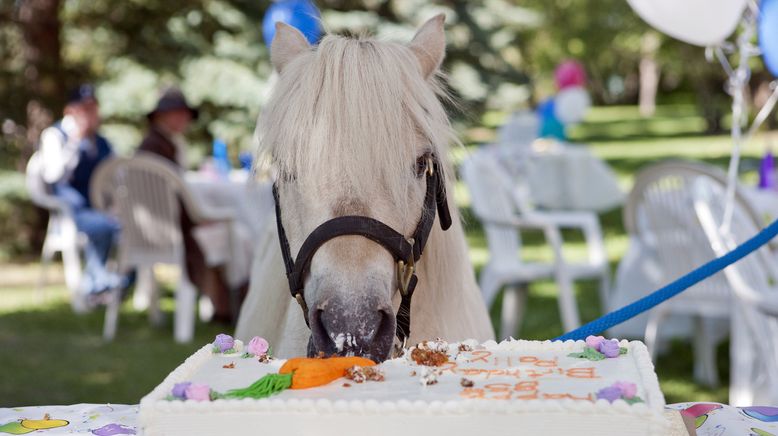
left=420, top=367, right=441, bottom=386
left=458, top=343, right=473, bottom=352
left=257, top=354, right=272, bottom=363
left=410, top=370, right=417, bottom=376
left=410, top=346, right=448, bottom=367
left=460, top=378, right=474, bottom=388
left=345, top=366, right=385, bottom=383
left=222, top=362, right=235, bottom=369
left=342, top=383, right=351, bottom=388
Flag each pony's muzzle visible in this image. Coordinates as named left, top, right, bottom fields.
left=309, top=294, right=396, bottom=361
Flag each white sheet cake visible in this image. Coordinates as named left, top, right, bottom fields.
left=140, top=338, right=671, bottom=436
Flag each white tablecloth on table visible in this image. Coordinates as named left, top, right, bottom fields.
left=496, top=141, right=625, bottom=212
left=184, top=172, right=274, bottom=288
left=3, top=403, right=776, bottom=435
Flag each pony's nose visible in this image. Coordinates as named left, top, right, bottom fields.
left=309, top=295, right=395, bottom=361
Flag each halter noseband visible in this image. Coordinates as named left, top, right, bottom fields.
left=272, top=153, right=452, bottom=344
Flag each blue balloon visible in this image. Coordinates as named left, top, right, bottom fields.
left=759, top=0, right=778, bottom=76
left=262, top=0, right=322, bottom=46
left=537, top=99, right=566, bottom=140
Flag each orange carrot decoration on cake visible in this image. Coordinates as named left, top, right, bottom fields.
left=279, top=357, right=376, bottom=389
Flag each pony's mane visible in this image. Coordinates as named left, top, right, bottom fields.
left=257, top=32, right=456, bottom=212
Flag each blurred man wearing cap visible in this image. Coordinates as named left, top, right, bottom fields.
left=138, top=87, right=235, bottom=323
left=38, top=84, right=125, bottom=300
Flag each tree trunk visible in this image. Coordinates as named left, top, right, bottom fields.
left=638, top=32, right=660, bottom=117
left=17, top=0, right=64, bottom=167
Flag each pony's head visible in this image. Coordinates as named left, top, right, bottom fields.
left=258, top=15, right=454, bottom=361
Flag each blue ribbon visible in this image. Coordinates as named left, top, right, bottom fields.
left=555, top=218, right=778, bottom=341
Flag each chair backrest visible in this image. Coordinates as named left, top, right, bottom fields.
left=461, top=151, right=522, bottom=265
left=692, top=178, right=778, bottom=403
left=25, top=152, right=64, bottom=212
left=626, top=161, right=739, bottom=307
left=497, top=110, right=540, bottom=149
left=90, top=153, right=186, bottom=268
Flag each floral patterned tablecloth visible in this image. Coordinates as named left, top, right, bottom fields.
left=1, top=402, right=776, bottom=435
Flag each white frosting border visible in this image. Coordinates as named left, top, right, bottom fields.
left=140, top=340, right=669, bottom=433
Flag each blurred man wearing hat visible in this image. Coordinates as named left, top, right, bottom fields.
left=138, top=87, right=234, bottom=323
left=38, top=84, right=126, bottom=302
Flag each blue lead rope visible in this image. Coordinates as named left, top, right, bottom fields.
left=555, top=218, right=778, bottom=342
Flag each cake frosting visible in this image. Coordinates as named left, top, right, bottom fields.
left=140, top=338, right=671, bottom=436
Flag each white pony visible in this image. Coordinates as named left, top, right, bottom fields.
left=236, top=15, right=494, bottom=360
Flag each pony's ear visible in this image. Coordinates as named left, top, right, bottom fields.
left=271, top=22, right=311, bottom=73
left=409, top=14, right=446, bottom=78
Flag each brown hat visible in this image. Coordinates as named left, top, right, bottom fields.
left=147, top=87, right=199, bottom=121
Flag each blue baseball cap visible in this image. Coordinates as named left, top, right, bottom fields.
left=66, top=84, right=97, bottom=105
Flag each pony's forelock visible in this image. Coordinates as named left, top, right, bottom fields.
left=257, top=32, right=456, bottom=213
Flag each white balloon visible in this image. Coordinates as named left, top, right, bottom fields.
left=554, top=87, right=591, bottom=124
left=627, top=0, right=747, bottom=47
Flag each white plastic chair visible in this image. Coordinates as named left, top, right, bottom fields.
left=25, top=152, right=86, bottom=310
left=692, top=178, right=778, bottom=406
left=462, top=150, right=609, bottom=338
left=626, top=161, right=743, bottom=387
left=90, top=153, right=233, bottom=342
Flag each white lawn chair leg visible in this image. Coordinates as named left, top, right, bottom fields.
left=133, top=268, right=154, bottom=311
left=729, top=306, right=754, bottom=406
left=140, top=267, right=163, bottom=327
left=37, top=241, right=55, bottom=302
left=61, top=244, right=82, bottom=294
left=644, top=307, right=668, bottom=361
left=199, top=295, right=215, bottom=323
left=598, top=270, right=611, bottom=313
left=478, top=264, right=502, bottom=308
left=103, top=289, right=122, bottom=341
left=693, top=316, right=720, bottom=388
left=555, top=270, right=580, bottom=332
left=500, top=285, right=527, bottom=340
left=174, top=276, right=197, bottom=343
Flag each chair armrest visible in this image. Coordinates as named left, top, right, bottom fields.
left=527, top=211, right=607, bottom=266
left=477, top=213, right=569, bottom=266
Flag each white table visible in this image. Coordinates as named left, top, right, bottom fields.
left=184, top=171, right=274, bottom=288
left=497, top=141, right=625, bottom=212
left=6, top=402, right=778, bottom=435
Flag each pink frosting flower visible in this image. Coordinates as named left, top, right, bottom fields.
left=585, top=335, right=605, bottom=349
left=613, top=381, right=637, bottom=399
left=247, top=336, right=269, bottom=356
left=184, top=383, right=211, bottom=402
left=598, top=339, right=621, bottom=358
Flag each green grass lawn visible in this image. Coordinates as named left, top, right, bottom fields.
left=1, top=104, right=768, bottom=407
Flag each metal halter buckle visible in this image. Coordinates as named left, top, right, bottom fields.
left=426, top=156, right=435, bottom=176
left=397, top=238, right=416, bottom=296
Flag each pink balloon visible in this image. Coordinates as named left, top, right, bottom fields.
left=555, top=60, right=587, bottom=90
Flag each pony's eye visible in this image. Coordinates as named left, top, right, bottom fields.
left=415, top=155, right=428, bottom=178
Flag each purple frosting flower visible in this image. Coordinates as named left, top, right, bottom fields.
left=596, top=386, right=623, bottom=403
left=613, top=381, right=637, bottom=399
left=213, top=334, right=234, bottom=352
left=184, top=383, right=211, bottom=402
left=247, top=336, right=269, bottom=356
left=171, top=382, right=192, bottom=399
left=598, top=339, right=621, bottom=358
left=585, top=335, right=605, bottom=349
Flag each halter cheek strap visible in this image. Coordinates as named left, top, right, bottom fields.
left=272, top=153, right=451, bottom=343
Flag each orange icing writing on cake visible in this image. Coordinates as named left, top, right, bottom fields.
left=459, top=381, right=595, bottom=402
left=440, top=361, right=599, bottom=380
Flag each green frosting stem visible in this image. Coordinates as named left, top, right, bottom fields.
left=220, top=373, right=293, bottom=399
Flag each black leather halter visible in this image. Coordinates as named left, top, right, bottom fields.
left=272, top=153, right=452, bottom=344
